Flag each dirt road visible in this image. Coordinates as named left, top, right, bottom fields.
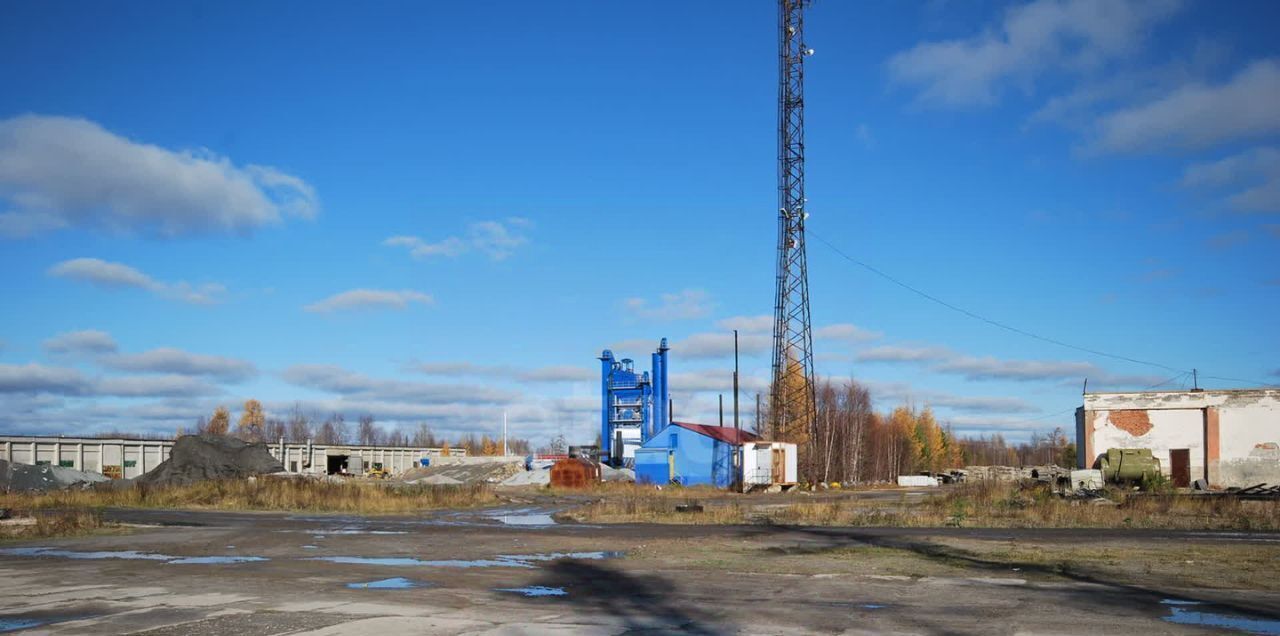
left=2, top=505, right=1278, bottom=634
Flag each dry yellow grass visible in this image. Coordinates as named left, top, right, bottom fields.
left=2, top=478, right=499, bottom=515
left=0, top=509, right=107, bottom=541
left=569, top=481, right=1280, bottom=530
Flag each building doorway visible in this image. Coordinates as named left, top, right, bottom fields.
left=326, top=454, right=349, bottom=475
left=1170, top=448, right=1191, bottom=488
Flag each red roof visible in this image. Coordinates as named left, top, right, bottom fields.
left=671, top=421, right=759, bottom=445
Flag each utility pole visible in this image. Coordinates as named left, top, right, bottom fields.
left=756, top=393, right=762, bottom=436
left=502, top=411, right=508, bottom=456
left=733, top=329, right=741, bottom=432
left=719, top=394, right=724, bottom=427
left=770, top=0, right=818, bottom=448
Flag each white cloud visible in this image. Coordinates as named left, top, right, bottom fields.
left=715, top=315, right=773, bottom=333
left=304, top=289, right=433, bottom=313
left=101, top=348, right=256, bottom=382
left=860, top=378, right=1039, bottom=414
left=0, top=363, right=217, bottom=398
left=517, top=365, right=595, bottom=383
left=887, top=0, right=1181, bottom=107
left=857, top=345, right=951, bottom=363
left=622, top=289, right=713, bottom=322
left=384, top=217, right=531, bottom=261
left=933, top=355, right=1095, bottom=382
left=43, top=329, right=118, bottom=354
left=669, top=369, right=769, bottom=394
left=857, top=343, right=1164, bottom=386
left=0, top=362, right=89, bottom=395
left=281, top=364, right=519, bottom=405
left=413, top=361, right=594, bottom=383
left=677, top=332, right=771, bottom=360
left=814, top=323, right=882, bottom=343
left=1181, top=147, right=1280, bottom=214
left=48, top=257, right=226, bottom=305
left=0, top=114, right=317, bottom=238
left=1091, top=59, right=1280, bottom=153
left=93, top=374, right=220, bottom=398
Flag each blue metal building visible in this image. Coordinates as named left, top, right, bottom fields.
left=599, top=338, right=670, bottom=466
left=634, top=422, right=758, bottom=488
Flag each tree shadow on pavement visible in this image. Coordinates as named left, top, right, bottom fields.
left=734, top=524, right=1280, bottom=622
left=525, top=559, right=723, bottom=635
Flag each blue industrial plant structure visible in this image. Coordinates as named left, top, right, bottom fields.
left=599, top=338, right=669, bottom=466
left=635, top=422, right=758, bottom=488
left=599, top=338, right=758, bottom=487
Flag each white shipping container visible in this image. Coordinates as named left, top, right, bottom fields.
left=896, top=475, right=939, bottom=487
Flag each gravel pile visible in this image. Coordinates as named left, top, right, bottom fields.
left=398, top=458, right=523, bottom=486
left=135, top=435, right=283, bottom=487
left=0, top=459, right=109, bottom=492
left=501, top=467, right=551, bottom=486
left=601, top=465, right=635, bottom=482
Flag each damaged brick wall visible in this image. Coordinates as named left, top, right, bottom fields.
left=1108, top=410, right=1153, bottom=437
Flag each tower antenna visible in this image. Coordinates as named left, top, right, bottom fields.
left=770, top=0, right=817, bottom=451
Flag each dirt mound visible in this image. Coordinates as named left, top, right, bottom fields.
left=135, top=435, right=283, bottom=487
left=0, top=459, right=110, bottom=492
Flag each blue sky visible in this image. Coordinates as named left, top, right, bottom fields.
left=1, top=0, right=1277, bottom=444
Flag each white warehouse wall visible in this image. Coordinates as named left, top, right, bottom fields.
left=1079, top=389, right=1280, bottom=488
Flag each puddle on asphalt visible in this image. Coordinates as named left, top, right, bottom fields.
left=497, top=586, right=567, bottom=597
left=0, top=547, right=170, bottom=561
left=0, top=613, right=96, bottom=633
left=311, top=556, right=534, bottom=568
left=311, top=551, right=621, bottom=570
left=0, top=547, right=267, bottom=565
left=0, top=618, right=44, bottom=633
left=1160, top=600, right=1280, bottom=635
left=490, top=513, right=557, bottom=526
left=500, top=551, right=623, bottom=562
left=860, top=604, right=885, bottom=610
left=302, top=545, right=319, bottom=550
left=167, top=556, right=268, bottom=565
left=347, top=577, right=429, bottom=589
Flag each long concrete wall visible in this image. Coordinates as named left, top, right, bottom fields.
left=1, top=436, right=465, bottom=479
left=1078, top=389, right=1280, bottom=487
left=1, top=436, right=172, bottom=479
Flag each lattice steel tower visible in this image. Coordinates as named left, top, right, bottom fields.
left=769, top=0, right=816, bottom=443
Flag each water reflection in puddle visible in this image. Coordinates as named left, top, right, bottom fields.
left=491, top=513, right=556, bottom=526
left=501, top=551, right=623, bottom=562
left=497, top=586, right=567, bottom=597
left=311, top=551, right=621, bottom=569
left=0, top=618, right=45, bottom=633
left=347, top=577, right=428, bottom=589
left=311, top=556, right=532, bottom=568
left=0, top=614, right=95, bottom=633
left=0, top=547, right=169, bottom=561
left=0, top=547, right=267, bottom=565
left=167, top=556, right=268, bottom=565
left=1160, top=599, right=1280, bottom=635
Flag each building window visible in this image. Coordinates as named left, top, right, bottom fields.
left=669, top=433, right=678, bottom=449
left=59, top=460, right=75, bottom=468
